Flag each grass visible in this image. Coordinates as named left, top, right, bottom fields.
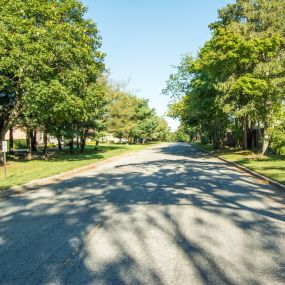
left=0, top=143, right=156, bottom=190
left=193, top=142, right=285, bottom=185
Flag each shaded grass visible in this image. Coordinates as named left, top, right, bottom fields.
left=193, top=142, right=285, bottom=184
left=0, top=143, right=155, bottom=190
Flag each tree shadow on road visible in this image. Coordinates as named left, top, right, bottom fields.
left=0, top=143, right=284, bottom=284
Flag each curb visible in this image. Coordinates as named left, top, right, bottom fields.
left=0, top=143, right=167, bottom=199
left=191, top=143, right=285, bottom=192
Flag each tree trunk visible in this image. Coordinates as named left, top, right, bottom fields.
left=42, top=131, right=48, bottom=158
left=0, top=97, right=23, bottom=144
left=247, top=121, right=255, bottom=149
left=76, top=136, right=80, bottom=149
left=57, top=136, right=62, bottom=150
left=213, top=135, right=220, bottom=149
left=69, top=139, right=74, bottom=154
left=80, top=139, right=85, bottom=153
left=26, top=129, right=32, bottom=160
left=243, top=116, right=248, bottom=150
left=34, top=131, right=37, bottom=151
left=9, top=127, right=14, bottom=154
left=1, top=128, right=6, bottom=145
left=80, top=136, right=86, bottom=153
left=30, top=130, right=37, bottom=152
left=80, top=129, right=89, bottom=153
left=0, top=129, right=4, bottom=165
left=234, top=119, right=238, bottom=148
left=262, top=121, right=270, bottom=156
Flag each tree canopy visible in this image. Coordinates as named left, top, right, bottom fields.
left=106, top=83, right=169, bottom=143
left=164, top=0, right=285, bottom=154
left=0, top=0, right=106, bottom=152
left=1, top=0, right=170, bottom=157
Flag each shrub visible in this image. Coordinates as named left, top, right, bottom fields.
left=47, top=143, right=57, bottom=148
left=13, top=139, right=27, bottom=149
left=201, top=135, right=209, bottom=145
left=271, top=127, right=285, bottom=155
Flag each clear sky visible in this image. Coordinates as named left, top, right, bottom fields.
left=82, top=0, right=234, bottom=130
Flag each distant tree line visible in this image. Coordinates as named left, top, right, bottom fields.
left=164, top=0, right=285, bottom=155
left=106, top=84, right=170, bottom=144
left=0, top=0, right=169, bottom=158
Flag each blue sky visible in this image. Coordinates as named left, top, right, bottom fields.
left=82, top=0, right=234, bottom=130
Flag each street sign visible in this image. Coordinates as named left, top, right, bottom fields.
left=2, top=141, right=7, bottom=152
left=2, top=141, right=7, bottom=177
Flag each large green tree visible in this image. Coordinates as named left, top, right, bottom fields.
left=208, top=0, right=285, bottom=153
left=106, top=88, right=138, bottom=141
left=106, top=83, right=169, bottom=143
left=0, top=0, right=105, bottom=148
left=165, top=0, right=285, bottom=153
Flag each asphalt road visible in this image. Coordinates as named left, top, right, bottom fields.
left=0, top=143, right=284, bottom=285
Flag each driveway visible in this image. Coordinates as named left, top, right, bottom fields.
left=0, top=143, right=284, bottom=285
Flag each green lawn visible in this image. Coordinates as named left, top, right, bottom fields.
left=193, top=142, right=285, bottom=184
left=0, top=143, right=155, bottom=190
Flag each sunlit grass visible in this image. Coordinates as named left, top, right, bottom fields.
left=0, top=143, right=154, bottom=190
left=193, top=142, right=285, bottom=184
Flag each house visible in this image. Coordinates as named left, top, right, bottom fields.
left=4, top=127, right=55, bottom=147
left=4, top=126, right=27, bottom=141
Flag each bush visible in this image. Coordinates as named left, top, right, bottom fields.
left=13, top=139, right=27, bottom=149
left=271, top=127, right=285, bottom=155
left=47, top=143, right=57, bottom=148
left=175, top=130, right=189, bottom=142
left=201, top=135, right=209, bottom=145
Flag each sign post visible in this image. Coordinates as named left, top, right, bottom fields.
left=2, top=141, right=7, bottom=177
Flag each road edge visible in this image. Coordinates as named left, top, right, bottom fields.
left=190, top=143, right=285, bottom=192
left=0, top=143, right=168, bottom=199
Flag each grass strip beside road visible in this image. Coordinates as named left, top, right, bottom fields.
left=0, top=143, right=155, bottom=190
left=193, top=142, right=285, bottom=185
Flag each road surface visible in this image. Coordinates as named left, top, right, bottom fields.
left=0, top=143, right=284, bottom=285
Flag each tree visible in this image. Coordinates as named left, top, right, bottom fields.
left=151, top=117, right=170, bottom=141
left=130, top=98, right=157, bottom=143
left=210, top=0, right=285, bottom=154
left=165, top=55, right=229, bottom=149
left=106, top=88, right=138, bottom=142
left=106, top=83, right=169, bottom=143
left=0, top=0, right=105, bottom=153
left=76, top=82, right=107, bottom=153
left=164, top=0, right=285, bottom=153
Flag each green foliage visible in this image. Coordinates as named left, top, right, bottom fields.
left=165, top=0, right=285, bottom=153
left=173, top=125, right=190, bottom=142
left=8, top=139, right=27, bottom=150
left=106, top=87, right=139, bottom=139
left=151, top=117, right=170, bottom=141
left=271, top=118, right=285, bottom=154
left=0, top=0, right=106, bottom=153
left=106, top=83, right=169, bottom=143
